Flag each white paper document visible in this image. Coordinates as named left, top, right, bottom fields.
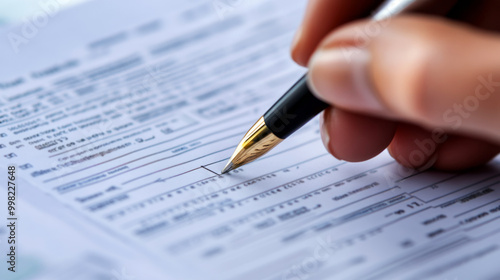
left=2, top=0, right=500, bottom=279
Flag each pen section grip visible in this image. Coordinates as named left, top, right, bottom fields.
left=263, top=75, right=330, bottom=139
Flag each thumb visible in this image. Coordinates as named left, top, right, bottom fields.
left=308, top=15, right=500, bottom=144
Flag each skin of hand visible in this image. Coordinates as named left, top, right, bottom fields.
left=292, top=0, right=500, bottom=171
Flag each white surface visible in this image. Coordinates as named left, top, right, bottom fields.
left=0, top=0, right=89, bottom=25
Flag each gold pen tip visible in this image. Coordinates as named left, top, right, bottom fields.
left=221, top=162, right=234, bottom=174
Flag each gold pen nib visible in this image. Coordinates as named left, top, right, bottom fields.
left=221, top=117, right=283, bottom=174
left=221, top=162, right=234, bottom=174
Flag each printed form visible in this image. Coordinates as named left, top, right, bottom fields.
left=2, top=0, right=500, bottom=279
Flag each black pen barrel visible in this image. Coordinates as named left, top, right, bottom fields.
left=263, top=74, right=329, bottom=139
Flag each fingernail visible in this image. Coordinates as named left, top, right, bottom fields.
left=319, top=111, right=333, bottom=156
left=387, top=145, right=395, bottom=159
left=308, top=47, right=385, bottom=114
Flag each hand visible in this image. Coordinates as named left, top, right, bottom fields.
left=292, top=0, right=500, bottom=171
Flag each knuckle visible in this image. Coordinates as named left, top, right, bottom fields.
left=387, top=21, right=444, bottom=125
left=404, top=45, right=436, bottom=124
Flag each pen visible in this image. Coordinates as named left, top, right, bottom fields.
left=222, top=0, right=429, bottom=174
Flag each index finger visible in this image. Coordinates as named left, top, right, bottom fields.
left=291, top=0, right=383, bottom=66
left=292, top=0, right=459, bottom=67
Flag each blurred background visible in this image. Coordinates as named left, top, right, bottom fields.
left=0, top=0, right=89, bottom=26
left=0, top=2, right=184, bottom=279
